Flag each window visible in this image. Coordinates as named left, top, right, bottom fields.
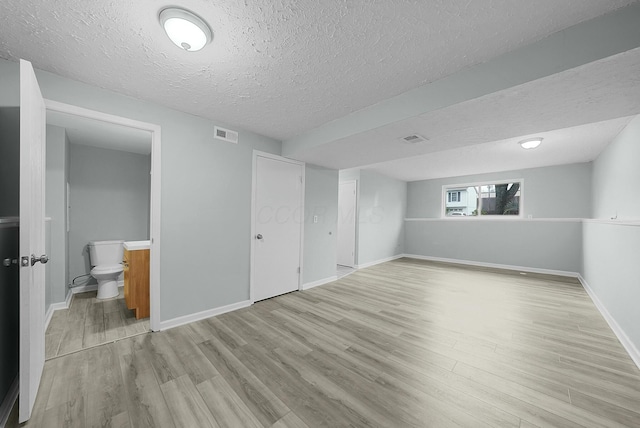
left=443, top=180, right=522, bottom=217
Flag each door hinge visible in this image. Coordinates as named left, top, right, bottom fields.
left=297, top=267, right=301, bottom=274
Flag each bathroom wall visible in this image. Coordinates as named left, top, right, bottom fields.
left=45, top=125, right=70, bottom=308
left=303, top=164, right=338, bottom=286
left=68, top=143, right=151, bottom=285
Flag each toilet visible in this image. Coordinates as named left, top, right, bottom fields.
left=88, top=240, right=124, bottom=300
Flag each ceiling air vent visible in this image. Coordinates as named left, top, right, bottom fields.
left=214, top=126, right=239, bottom=144
left=400, top=134, right=428, bottom=144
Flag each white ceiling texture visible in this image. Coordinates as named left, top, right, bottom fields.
left=1, top=0, right=639, bottom=180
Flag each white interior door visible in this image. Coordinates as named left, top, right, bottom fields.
left=252, top=155, right=303, bottom=302
left=19, top=59, right=47, bottom=423
left=337, top=180, right=357, bottom=267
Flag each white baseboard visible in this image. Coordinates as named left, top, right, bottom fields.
left=70, top=284, right=98, bottom=294
left=70, top=280, right=122, bottom=294
left=579, top=275, right=640, bottom=370
left=302, top=275, right=337, bottom=291
left=0, top=375, right=18, bottom=428
left=159, top=300, right=252, bottom=331
left=44, top=291, right=73, bottom=331
left=45, top=305, right=55, bottom=332
left=356, top=254, right=404, bottom=270
left=402, top=254, right=580, bottom=278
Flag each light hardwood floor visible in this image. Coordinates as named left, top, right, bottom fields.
left=9, top=258, right=640, bottom=427
left=45, top=289, right=149, bottom=360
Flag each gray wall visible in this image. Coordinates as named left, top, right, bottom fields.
left=357, top=170, right=406, bottom=266
left=303, top=164, right=338, bottom=284
left=0, top=108, right=19, bottom=217
left=405, top=219, right=583, bottom=273
left=583, top=114, right=640, bottom=355
left=68, top=143, right=150, bottom=284
left=591, top=116, right=640, bottom=219
left=407, top=163, right=593, bottom=219
left=404, top=163, right=591, bottom=273
left=0, top=58, right=282, bottom=321
left=45, top=125, right=70, bottom=309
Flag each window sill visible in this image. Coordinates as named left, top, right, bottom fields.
left=405, top=218, right=640, bottom=227
left=405, top=217, right=584, bottom=222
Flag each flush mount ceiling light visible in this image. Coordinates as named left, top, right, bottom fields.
left=519, top=137, right=543, bottom=149
left=159, top=7, right=212, bottom=52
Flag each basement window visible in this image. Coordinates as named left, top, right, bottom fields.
left=442, top=180, right=523, bottom=217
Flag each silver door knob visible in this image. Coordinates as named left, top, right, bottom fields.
left=31, top=254, right=49, bottom=266
left=256, top=234, right=263, bottom=240
left=3, top=258, right=17, bottom=267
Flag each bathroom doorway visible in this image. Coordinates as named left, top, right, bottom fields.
left=43, top=101, right=161, bottom=356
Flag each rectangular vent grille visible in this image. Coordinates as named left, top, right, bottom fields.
left=214, top=126, right=239, bottom=144
left=401, top=134, right=428, bottom=144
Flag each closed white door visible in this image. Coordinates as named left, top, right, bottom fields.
left=337, top=180, right=357, bottom=267
left=19, top=59, right=47, bottom=423
left=252, top=155, right=304, bottom=302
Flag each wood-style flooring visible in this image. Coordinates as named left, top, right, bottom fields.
left=8, top=258, right=640, bottom=427
left=45, top=289, right=149, bottom=360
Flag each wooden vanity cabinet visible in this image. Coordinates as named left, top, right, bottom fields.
left=123, top=248, right=150, bottom=319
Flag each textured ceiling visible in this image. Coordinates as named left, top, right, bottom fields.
left=363, top=117, right=633, bottom=182
left=293, top=47, right=640, bottom=177
left=0, top=0, right=636, bottom=142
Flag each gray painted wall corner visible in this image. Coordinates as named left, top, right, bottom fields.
left=303, top=164, right=339, bottom=284
left=357, top=170, right=407, bottom=266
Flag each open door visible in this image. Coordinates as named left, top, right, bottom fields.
left=19, top=59, right=48, bottom=423
left=337, top=180, right=357, bottom=267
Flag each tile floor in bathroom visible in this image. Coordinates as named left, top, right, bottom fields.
left=45, top=289, right=149, bottom=359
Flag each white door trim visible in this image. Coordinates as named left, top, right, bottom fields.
left=250, top=151, right=305, bottom=304
left=43, top=99, right=162, bottom=332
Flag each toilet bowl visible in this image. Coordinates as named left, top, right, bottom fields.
left=88, top=240, right=124, bottom=300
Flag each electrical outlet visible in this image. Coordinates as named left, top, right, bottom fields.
left=313, top=215, right=318, bottom=223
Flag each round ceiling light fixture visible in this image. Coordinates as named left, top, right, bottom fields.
left=159, top=7, right=212, bottom=52
left=519, top=137, right=543, bottom=149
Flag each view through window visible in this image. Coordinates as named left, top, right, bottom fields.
left=443, top=181, right=522, bottom=217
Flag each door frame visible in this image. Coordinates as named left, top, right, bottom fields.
left=44, top=100, right=162, bottom=332
left=337, top=179, right=358, bottom=268
left=249, top=151, right=305, bottom=304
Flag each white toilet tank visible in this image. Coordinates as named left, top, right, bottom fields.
left=88, top=240, right=124, bottom=266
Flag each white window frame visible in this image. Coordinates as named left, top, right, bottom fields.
left=441, top=179, right=524, bottom=219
